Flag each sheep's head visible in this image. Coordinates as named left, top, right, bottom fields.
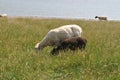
left=95, top=16, right=98, bottom=19
left=35, top=42, right=42, bottom=52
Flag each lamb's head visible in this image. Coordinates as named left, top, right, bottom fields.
left=83, top=38, right=87, bottom=44
left=81, top=38, right=87, bottom=49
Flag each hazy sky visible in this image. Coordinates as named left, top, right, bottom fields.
left=0, top=0, right=120, bottom=20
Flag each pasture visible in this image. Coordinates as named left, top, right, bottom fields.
left=0, top=17, right=120, bottom=80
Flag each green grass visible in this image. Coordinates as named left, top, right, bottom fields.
left=0, top=17, right=120, bottom=80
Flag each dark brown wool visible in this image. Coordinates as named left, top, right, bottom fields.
left=51, top=37, right=87, bottom=55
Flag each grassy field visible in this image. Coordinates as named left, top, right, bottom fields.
left=0, top=17, right=120, bottom=80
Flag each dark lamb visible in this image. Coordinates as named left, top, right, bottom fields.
left=51, top=37, right=87, bottom=55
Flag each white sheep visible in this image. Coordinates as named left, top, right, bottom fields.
left=0, top=14, right=7, bottom=17
left=35, top=24, right=82, bottom=51
left=95, top=16, right=107, bottom=21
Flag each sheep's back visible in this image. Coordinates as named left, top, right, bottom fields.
left=45, top=24, right=82, bottom=46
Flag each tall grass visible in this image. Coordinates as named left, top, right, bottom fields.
left=0, top=17, right=120, bottom=80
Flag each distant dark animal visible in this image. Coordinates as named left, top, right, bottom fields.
left=51, top=37, right=87, bottom=55
left=95, top=16, right=107, bottom=21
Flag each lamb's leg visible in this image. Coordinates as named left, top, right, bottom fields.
left=51, top=47, right=60, bottom=56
